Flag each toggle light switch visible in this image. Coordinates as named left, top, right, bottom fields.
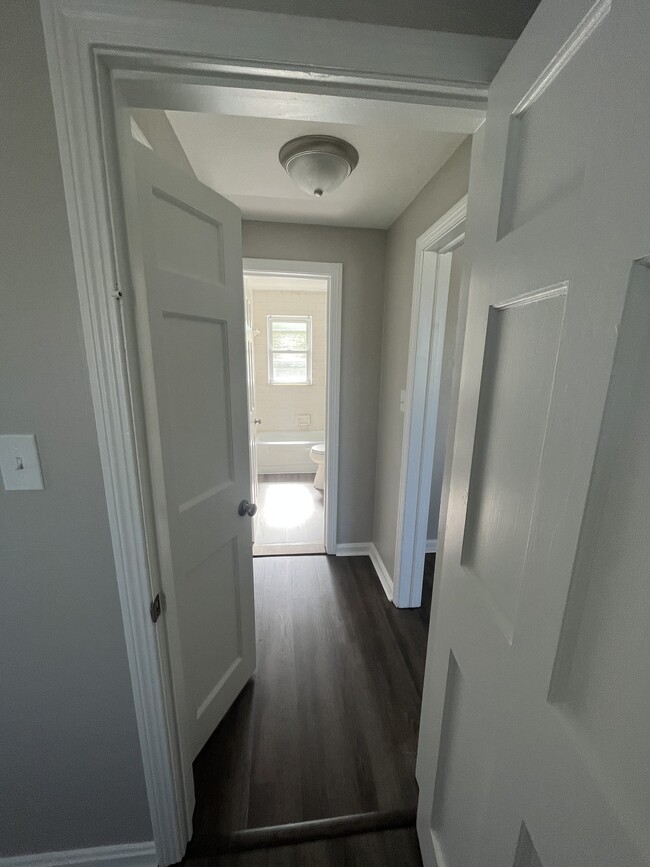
left=0, top=435, right=45, bottom=490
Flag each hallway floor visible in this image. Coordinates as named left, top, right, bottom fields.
left=181, top=554, right=433, bottom=864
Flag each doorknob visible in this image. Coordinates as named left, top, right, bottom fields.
left=253, top=418, right=262, bottom=425
left=238, top=499, right=258, bottom=517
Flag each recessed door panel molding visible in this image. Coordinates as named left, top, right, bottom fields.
left=512, top=822, right=544, bottom=867
left=152, top=188, right=225, bottom=284
left=497, top=0, right=611, bottom=238
left=162, top=313, right=234, bottom=511
left=461, top=285, right=567, bottom=634
left=431, top=652, right=493, bottom=867
left=548, top=261, right=650, bottom=842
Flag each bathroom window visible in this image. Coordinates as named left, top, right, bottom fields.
left=267, top=315, right=312, bottom=385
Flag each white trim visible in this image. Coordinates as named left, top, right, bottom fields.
left=257, top=463, right=316, bottom=475
left=40, top=7, right=189, bottom=867
left=335, top=542, right=372, bottom=557
left=244, top=258, right=342, bottom=556
left=0, top=841, right=157, bottom=867
left=393, top=196, right=467, bottom=609
left=512, top=0, right=611, bottom=116
left=38, top=1, right=493, bottom=860
left=425, top=538, right=438, bottom=554
left=368, top=544, right=394, bottom=601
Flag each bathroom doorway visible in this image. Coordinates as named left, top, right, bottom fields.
left=243, top=259, right=342, bottom=556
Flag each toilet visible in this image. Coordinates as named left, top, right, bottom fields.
left=309, top=443, right=325, bottom=491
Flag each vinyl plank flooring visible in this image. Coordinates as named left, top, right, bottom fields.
left=186, top=553, right=432, bottom=858
left=182, top=825, right=423, bottom=867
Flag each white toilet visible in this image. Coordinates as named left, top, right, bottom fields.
left=309, top=443, right=325, bottom=491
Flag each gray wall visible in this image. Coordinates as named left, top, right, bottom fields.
left=242, top=221, right=387, bottom=544
left=0, top=2, right=151, bottom=856
left=171, top=0, right=540, bottom=38
left=372, top=138, right=472, bottom=578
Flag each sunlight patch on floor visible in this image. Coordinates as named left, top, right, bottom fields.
left=262, top=483, right=315, bottom=529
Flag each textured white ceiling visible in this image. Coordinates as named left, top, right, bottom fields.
left=166, top=112, right=466, bottom=230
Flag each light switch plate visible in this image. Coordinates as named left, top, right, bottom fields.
left=0, top=435, right=45, bottom=490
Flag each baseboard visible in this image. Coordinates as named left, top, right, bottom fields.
left=368, top=544, right=394, bottom=601
left=335, top=542, right=371, bottom=557
left=0, top=841, right=157, bottom=867
left=257, top=463, right=315, bottom=475
left=425, top=538, right=437, bottom=553
left=335, top=542, right=393, bottom=601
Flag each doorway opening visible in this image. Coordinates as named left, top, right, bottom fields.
left=42, top=5, right=486, bottom=860
left=393, top=198, right=467, bottom=608
left=243, top=260, right=342, bottom=556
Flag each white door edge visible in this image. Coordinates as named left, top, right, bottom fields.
left=39, top=0, right=486, bottom=861
left=243, top=258, right=342, bottom=555
left=393, top=196, right=467, bottom=609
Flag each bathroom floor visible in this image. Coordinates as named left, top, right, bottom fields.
left=253, top=473, right=325, bottom=556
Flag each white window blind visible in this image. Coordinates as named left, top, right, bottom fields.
left=267, top=315, right=312, bottom=384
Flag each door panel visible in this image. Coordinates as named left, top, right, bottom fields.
left=461, top=287, right=566, bottom=632
left=126, top=143, right=256, bottom=766
left=417, top=0, right=650, bottom=865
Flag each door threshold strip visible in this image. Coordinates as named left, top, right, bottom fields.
left=186, top=807, right=417, bottom=856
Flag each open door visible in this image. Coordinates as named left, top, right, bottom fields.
left=417, top=0, right=650, bottom=865
left=123, top=143, right=257, bottom=780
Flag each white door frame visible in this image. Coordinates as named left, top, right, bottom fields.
left=243, top=258, right=342, bottom=555
left=393, top=197, right=467, bottom=609
left=39, top=1, right=496, bottom=862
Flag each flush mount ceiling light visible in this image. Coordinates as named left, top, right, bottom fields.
left=279, top=135, right=359, bottom=198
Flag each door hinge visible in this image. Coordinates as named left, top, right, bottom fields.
left=150, top=593, right=162, bottom=624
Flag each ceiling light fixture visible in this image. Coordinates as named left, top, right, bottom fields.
left=279, top=135, right=359, bottom=198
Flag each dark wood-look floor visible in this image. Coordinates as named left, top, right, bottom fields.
left=182, top=825, right=422, bottom=866
left=184, top=553, right=434, bottom=860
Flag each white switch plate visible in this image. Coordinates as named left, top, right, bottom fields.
left=0, top=435, right=45, bottom=490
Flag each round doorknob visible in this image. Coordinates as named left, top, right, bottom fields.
left=238, top=499, right=258, bottom=517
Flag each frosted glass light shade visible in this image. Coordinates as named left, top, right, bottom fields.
left=279, top=136, right=359, bottom=197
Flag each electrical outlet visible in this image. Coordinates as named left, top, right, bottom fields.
left=297, top=414, right=311, bottom=426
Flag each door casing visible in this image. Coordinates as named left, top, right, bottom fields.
left=243, top=258, right=342, bottom=555
left=393, top=196, right=467, bottom=608
left=40, top=1, right=497, bottom=862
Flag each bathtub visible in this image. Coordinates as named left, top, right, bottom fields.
left=256, top=430, right=324, bottom=475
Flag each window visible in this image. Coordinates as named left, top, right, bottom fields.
left=267, top=315, right=312, bottom=384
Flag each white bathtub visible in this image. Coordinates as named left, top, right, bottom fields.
left=256, top=430, right=324, bottom=475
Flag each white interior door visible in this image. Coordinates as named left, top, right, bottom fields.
left=243, top=275, right=260, bottom=538
left=417, top=0, right=650, bottom=865
left=125, top=143, right=256, bottom=768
